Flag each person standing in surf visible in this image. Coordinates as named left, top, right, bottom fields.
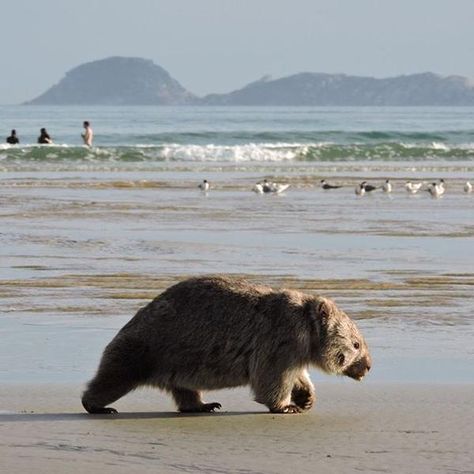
left=81, top=121, right=93, bottom=147
left=37, top=128, right=52, bottom=144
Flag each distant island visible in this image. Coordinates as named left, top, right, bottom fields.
left=26, top=57, right=196, bottom=105
left=26, top=56, right=474, bottom=106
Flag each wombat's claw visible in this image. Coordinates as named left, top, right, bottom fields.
left=179, top=402, right=222, bottom=413
left=202, top=402, right=222, bottom=412
left=271, top=404, right=302, bottom=414
left=300, top=400, right=313, bottom=411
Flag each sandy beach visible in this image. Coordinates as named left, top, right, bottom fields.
left=1, top=383, right=473, bottom=474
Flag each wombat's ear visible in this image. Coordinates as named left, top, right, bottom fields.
left=304, top=299, right=331, bottom=338
left=304, top=299, right=330, bottom=327
left=316, top=298, right=333, bottom=325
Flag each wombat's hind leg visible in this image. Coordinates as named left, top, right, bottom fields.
left=82, top=336, right=156, bottom=414
left=82, top=375, right=139, bottom=414
left=291, top=370, right=315, bottom=412
left=82, top=359, right=144, bottom=414
left=171, top=387, right=222, bottom=413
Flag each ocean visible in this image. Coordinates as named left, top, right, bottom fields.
left=2, top=106, right=474, bottom=167
left=0, top=106, right=473, bottom=385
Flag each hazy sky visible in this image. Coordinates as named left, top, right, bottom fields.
left=1, top=0, right=473, bottom=104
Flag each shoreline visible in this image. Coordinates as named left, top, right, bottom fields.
left=1, top=383, right=472, bottom=473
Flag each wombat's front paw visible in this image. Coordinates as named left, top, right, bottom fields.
left=291, top=388, right=315, bottom=411
left=270, top=404, right=302, bottom=414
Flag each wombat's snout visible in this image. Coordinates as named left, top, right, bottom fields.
left=344, top=356, right=371, bottom=381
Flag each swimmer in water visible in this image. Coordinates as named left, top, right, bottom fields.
left=81, top=121, right=93, bottom=147
left=6, top=129, right=19, bottom=144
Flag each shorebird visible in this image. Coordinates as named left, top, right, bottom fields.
left=198, top=180, right=210, bottom=192
left=355, top=183, right=365, bottom=196
left=320, top=179, right=342, bottom=190
left=265, top=182, right=290, bottom=194
left=464, top=181, right=472, bottom=193
left=382, top=179, right=392, bottom=193
left=253, top=179, right=272, bottom=194
left=405, top=181, right=423, bottom=194
left=261, top=179, right=273, bottom=193
left=360, top=181, right=378, bottom=192
left=254, top=179, right=290, bottom=194
left=427, top=182, right=445, bottom=198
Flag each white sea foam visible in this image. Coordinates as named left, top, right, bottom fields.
left=159, top=143, right=309, bottom=162
left=431, top=142, right=450, bottom=150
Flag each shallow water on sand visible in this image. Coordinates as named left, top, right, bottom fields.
left=1, top=162, right=473, bottom=385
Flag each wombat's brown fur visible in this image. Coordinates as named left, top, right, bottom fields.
left=82, top=276, right=371, bottom=414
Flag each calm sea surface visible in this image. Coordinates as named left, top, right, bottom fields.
left=1, top=106, right=473, bottom=385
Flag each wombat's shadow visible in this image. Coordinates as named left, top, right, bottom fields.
left=0, top=410, right=266, bottom=423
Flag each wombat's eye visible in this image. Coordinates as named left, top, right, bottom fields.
left=353, top=342, right=360, bottom=350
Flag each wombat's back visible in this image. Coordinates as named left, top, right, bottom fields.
left=110, top=277, right=271, bottom=388
left=111, top=276, right=307, bottom=390
left=158, top=275, right=274, bottom=323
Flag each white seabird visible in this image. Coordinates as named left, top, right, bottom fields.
left=382, top=179, right=392, bottom=193
left=254, top=179, right=290, bottom=194
left=405, top=181, right=423, bottom=194
left=355, top=183, right=365, bottom=196
left=267, top=182, right=290, bottom=194
left=464, top=181, right=472, bottom=193
left=198, top=180, right=210, bottom=192
left=427, top=182, right=445, bottom=198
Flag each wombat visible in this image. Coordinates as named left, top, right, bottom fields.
left=82, top=276, right=371, bottom=414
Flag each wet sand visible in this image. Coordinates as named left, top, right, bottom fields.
left=1, top=383, right=472, bottom=474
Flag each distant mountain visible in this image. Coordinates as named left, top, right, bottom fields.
left=26, top=57, right=196, bottom=105
left=201, top=72, right=474, bottom=106
left=25, top=57, right=474, bottom=106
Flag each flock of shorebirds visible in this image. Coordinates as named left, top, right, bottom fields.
left=198, top=178, right=473, bottom=197
left=198, top=178, right=291, bottom=194
left=331, top=178, right=472, bottom=198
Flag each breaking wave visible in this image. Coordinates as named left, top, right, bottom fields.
left=1, top=134, right=474, bottom=171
